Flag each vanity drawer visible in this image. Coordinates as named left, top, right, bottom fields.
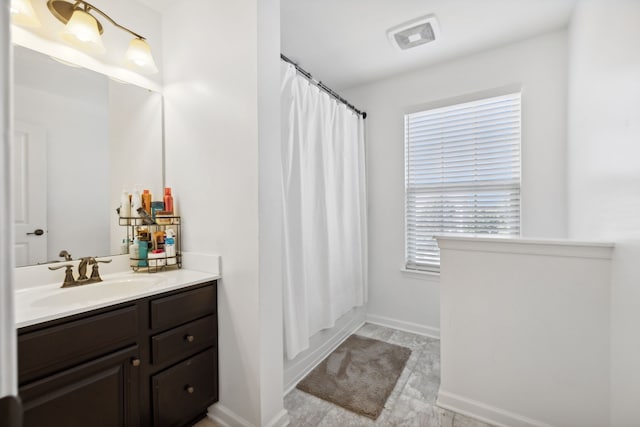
left=150, top=283, right=216, bottom=331
left=151, top=315, right=217, bottom=366
left=19, top=306, right=138, bottom=383
left=152, top=348, right=217, bottom=427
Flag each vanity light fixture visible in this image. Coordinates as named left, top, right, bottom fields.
left=61, top=6, right=105, bottom=53
left=46, top=0, right=159, bottom=74
left=125, top=37, right=159, bottom=74
left=10, top=0, right=42, bottom=27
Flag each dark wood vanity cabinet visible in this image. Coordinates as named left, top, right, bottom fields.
left=147, top=283, right=218, bottom=427
left=18, top=280, right=218, bottom=427
left=20, top=344, right=141, bottom=427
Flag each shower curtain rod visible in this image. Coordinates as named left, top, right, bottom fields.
left=281, top=54, right=367, bottom=119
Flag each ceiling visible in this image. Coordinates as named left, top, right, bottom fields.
left=281, top=0, right=579, bottom=90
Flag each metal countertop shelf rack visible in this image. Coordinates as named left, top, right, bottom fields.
left=118, top=215, right=182, bottom=273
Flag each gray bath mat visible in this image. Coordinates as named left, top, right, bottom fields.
left=297, top=334, right=411, bottom=420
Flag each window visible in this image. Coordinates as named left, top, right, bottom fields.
left=405, top=92, right=521, bottom=272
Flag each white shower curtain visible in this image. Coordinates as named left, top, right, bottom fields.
left=281, top=62, right=368, bottom=360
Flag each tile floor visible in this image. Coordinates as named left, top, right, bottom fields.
left=194, top=323, right=491, bottom=427
left=284, top=323, right=492, bottom=427
left=194, top=417, right=219, bottom=427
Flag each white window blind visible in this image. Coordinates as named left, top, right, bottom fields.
left=405, top=92, right=521, bottom=272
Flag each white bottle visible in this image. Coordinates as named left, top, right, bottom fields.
left=129, top=237, right=140, bottom=267
left=165, top=229, right=177, bottom=265
left=131, top=186, right=142, bottom=219
left=120, top=238, right=129, bottom=255
left=120, top=188, right=131, bottom=219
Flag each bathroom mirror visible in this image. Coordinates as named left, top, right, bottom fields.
left=13, top=45, right=164, bottom=267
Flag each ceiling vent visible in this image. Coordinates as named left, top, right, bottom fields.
left=387, top=14, right=439, bottom=51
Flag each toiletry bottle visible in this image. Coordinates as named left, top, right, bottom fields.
left=151, top=201, right=164, bottom=219
left=165, top=229, right=176, bottom=265
left=120, top=238, right=129, bottom=255
left=163, top=187, right=174, bottom=214
left=150, top=249, right=166, bottom=267
left=120, top=188, right=131, bottom=222
left=138, top=239, right=148, bottom=267
left=129, top=237, right=139, bottom=267
left=137, top=207, right=155, bottom=225
left=131, top=186, right=142, bottom=218
left=142, top=189, right=152, bottom=214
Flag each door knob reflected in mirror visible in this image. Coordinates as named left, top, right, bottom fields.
left=26, top=229, right=44, bottom=236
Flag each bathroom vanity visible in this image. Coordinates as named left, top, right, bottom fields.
left=11, top=20, right=219, bottom=426
left=11, top=31, right=219, bottom=426
left=15, top=268, right=219, bottom=427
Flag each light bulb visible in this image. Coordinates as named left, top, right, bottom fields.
left=10, top=0, right=41, bottom=27
left=62, top=9, right=105, bottom=54
left=125, top=38, right=159, bottom=74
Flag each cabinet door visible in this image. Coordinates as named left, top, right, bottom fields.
left=20, top=345, right=140, bottom=427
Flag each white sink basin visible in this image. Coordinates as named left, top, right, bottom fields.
left=28, top=276, right=165, bottom=308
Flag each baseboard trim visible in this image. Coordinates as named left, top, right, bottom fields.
left=366, top=314, right=440, bottom=339
left=264, top=409, right=290, bottom=427
left=283, top=309, right=365, bottom=394
left=208, top=402, right=254, bottom=427
left=437, top=390, right=554, bottom=427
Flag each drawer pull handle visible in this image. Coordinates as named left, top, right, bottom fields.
left=185, top=334, right=195, bottom=343
left=131, top=358, right=141, bottom=367
left=185, top=385, right=195, bottom=394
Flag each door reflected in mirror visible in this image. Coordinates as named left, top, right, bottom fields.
left=13, top=45, right=164, bottom=267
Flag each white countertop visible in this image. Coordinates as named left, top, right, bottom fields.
left=15, top=268, right=220, bottom=329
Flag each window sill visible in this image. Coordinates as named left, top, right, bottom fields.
left=401, top=268, right=440, bottom=280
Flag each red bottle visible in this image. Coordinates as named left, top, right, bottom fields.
left=163, top=187, right=174, bottom=213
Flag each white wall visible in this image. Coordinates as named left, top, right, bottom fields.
left=0, top=0, right=17, bottom=398
left=437, top=236, right=613, bottom=427
left=567, top=2, right=640, bottom=425
left=14, top=78, right=110, bottom=261
left=162, top=1, right=285, bottom=426
left=257, top=0, right=287, bottom=425
left=343, top=30, right=569, bottom=335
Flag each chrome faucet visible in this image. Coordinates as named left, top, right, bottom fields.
left=49, top=257, right=112, bottom=288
